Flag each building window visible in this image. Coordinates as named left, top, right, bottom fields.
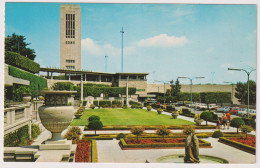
left=66, top=66, right=75, bottom=69
left=66, top=60, right=75, bottom=63
left=66, top=13, right=75, bottom=38
left=65, top=41, right=75, bottom=44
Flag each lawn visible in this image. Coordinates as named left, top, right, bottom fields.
left=70, top=108, right=194, bottom=126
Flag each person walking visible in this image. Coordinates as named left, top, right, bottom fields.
left=222, top=114, right=227, bottom=130
left=226, top=112, right=231, bottom=129
left=217, top=117, right=222, bottom=130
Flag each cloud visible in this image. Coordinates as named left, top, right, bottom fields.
left=81, top=38, right=135, bottom=57
left=137, top=34, right=188, bottom=48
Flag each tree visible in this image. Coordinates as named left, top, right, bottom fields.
left=5, top=33, right=36, bottom=60
left=87, top=120, right=103, bottom=135
left=240, top=125, right=252, bottom=138
left=156, top=126, right=171, bottom=139
left=130, top=127, right=144, bottom=141
left=230, top=118, right=245, bottom=134
left=200, top=111, right=213, bottom=126
left=171, top=79, right=181, bottom=102
left=235, top=80, right=256, bottom=105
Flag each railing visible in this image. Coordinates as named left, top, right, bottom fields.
left=4, top=103, right=32, bottom=136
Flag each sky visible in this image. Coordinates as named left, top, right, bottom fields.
left=4, top=2, right=257, bottom=84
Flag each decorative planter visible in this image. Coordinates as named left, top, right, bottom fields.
left=172, top=114, right=179, bottom=119
left=22, top=95, right=32, bottom=103
left=74, top=114, right=83, bottom=119
left=194, top=119, right=204, bottom=126
left=38, top=90, right=76, bottom=141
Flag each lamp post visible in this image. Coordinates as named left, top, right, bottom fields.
left=178, top=76, right=204, bottom=111
left=105, top=55, right=108, bottom=72
left=228, top=68, right=256, bottom=118
left=223, top=81, right=234, bottom=104
left=178, top=77, right=204, bottom=103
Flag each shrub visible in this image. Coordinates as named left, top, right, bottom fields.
left=157, top=108, right=163, bottom=115
left=130, top=127, right=145, bottom=140
left=88, top=115, right=100, bottom=122
left=99, top=100, right=111, bottom=107
left=182, top=108, right=191, bottom=115
left=52, top=82, right=74, bottom=91
left=240, top=125, right=253, bottom=138
left=31, top=124, right=41, bottom=138
left=116, top=133, right=126, bottom=140
left=156, top=126, right=171, bottom=139
left=242, top=117, right=256, bottom=129
left=5, top=51, right=40, bottom=73
left=212, top=130, right=224, bottom=138
left=112, top=100, right=122, bottom=107
left=146, top=105, right=152, bottom=111
left=200, top=111, right=213, bottom=126
left=88, top=120, right=103, bottom=135
left=12, top=85, right=31, bottom=101
left=93, top=100, right=99, bottom=106
left=123, top=104, right=129, bottom=109
left=129, top=101, right=141, bottom=106
left=131, top=104, right=142, bottom=109
left=9, top=65, right=47, bottom=98
left=183, top=126, right=195, bottom=135
left=231, top=118, right=245, bottom=134
left=64, top=127, right=82, bottom=144
left=90, top=104, right=96, bottom=109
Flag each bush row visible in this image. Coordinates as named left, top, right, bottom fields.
left=91, top=140, right=98, bottom=162
left=84, top=125, right=216, bottom=131
left=5, top=51, right=40, bottom=73
left=8, top=65, right=47, bottom=98
left=119, top=138, right=211, bottom=149
left=219, top=137, right=255, bottom=155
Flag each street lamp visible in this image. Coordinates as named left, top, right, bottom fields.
left=178, top=76, right=205, bottom=105
left=228, top=68, right=256, bottom=118
left=223, top=81, right=234, bottom=104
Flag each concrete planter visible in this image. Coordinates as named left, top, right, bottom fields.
left=22, top=95, right=32, bottom=103
left=172, top=114, right=179, bottom=119
left=74, top=114, right=82, bottom=119
left=194, top=119, right=204, bottom=126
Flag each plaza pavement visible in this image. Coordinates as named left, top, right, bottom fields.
left=30, top=108, right=256, bottom=163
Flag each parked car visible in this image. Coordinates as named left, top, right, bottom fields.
left=237, top=108, right=247, bottom=116
left=229, top=107, right=240, bottom=115
left=237, top=109, right=256, bottom=118
left=217, top=106, right=230, bottom=113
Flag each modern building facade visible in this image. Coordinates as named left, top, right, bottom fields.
left=60, top=4, right=81, bottom=70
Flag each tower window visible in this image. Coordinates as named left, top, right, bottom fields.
left=66, top=13, right=75, bottom=38
left=66, top=66, right=75, bottom=69
left=66, top=60, right=75, bottom=63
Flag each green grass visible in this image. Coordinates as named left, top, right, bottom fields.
left=70, top=108, right=194, bottom=126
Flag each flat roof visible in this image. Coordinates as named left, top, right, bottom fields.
left=40, top=67, right=149, bottom=76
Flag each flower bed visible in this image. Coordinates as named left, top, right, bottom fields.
left=119, top=138, right=211, bottom=150
left=229, top=137, right=256, bottom=147
left=82, top=133, right=210, bottom=140
left=84, top=125, right=216, bottom=131
left=219, top=137, right=256, bottom=155
left=75, top=140, right=91, bottom=162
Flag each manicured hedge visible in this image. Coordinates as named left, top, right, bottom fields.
left=200, top=92, right=231, bottom=104
left=84, top=125, right=216, bottom=131
left=119, top=138, right=211, bottom=149
left=99, top=100, right=112, bottom=107
left=8, top=65, right=47, bottom=98
left=219, top=137, right=255, bottom=155
left=91, top=140, right=98, bottom=162
left=5, top=51, right=40, bottom=73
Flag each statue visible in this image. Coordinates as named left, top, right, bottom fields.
left=184, top=127, right=200, bottom=163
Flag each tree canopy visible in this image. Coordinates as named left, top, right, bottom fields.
left=235, top=80, right=256, bottom=105
left=5, top=33, right=36, bottom=60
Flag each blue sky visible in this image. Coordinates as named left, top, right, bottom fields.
left=5, top=3, right=257, bottom=84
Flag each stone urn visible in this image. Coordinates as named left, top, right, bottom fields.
left=39, top=90, right=76, bottom=141
left=22, top=94, right=32, bottom=103
left=194, top=119, right=204, bottom=126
